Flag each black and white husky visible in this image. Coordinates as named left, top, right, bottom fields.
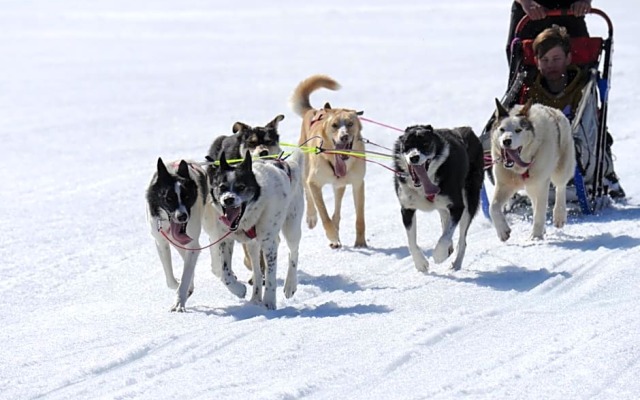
left=208, top=114, right=284, bottom=161
left=393, top=125, right=484, bottom=272
left=146, top=158, right=216, bottom=312
left=207, top=149, right=304, bottom=310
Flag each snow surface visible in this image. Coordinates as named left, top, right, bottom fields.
left=2, top=1, right=640, bottom=399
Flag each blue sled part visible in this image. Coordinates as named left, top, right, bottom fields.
left=481, top=183, right=491, bottom=220
left=574, top=165, right=592, bottom=215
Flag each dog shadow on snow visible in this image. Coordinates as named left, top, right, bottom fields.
left=193, top=302, right=391, bottom=321
left=191, top=271, right=391, bottom=320
left=436, top=266, right=572, bottom=292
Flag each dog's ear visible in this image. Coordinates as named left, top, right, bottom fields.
left=232, top=122, right=251, bottom=134
left=177, top=160, right=190, bottom=179
left=157, top=157, right=171, bottom=181
left=494, top=98, right=509, bottom=119
left=219, top=151, right=232, bottom=170
left=266, top=114, right=285, bottom=129
left=204, top=155, right=218, bottom=171
left=323, top=102, right=332, bottom=110
left=240, top=150, right=252, bottom=171
left=518, top=99, right=533, bottom=116
left=356, top=110, right=364, bottom=116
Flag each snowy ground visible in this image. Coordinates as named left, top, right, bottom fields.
left=2, top=1, right=640, bottom=399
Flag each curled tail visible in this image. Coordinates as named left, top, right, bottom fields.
left=289, top=74, right=341, bottom=117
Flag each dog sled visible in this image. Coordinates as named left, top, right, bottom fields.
left=480, top=8, right=615, bottom=217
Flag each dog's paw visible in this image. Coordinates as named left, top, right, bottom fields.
left=409, top=247, right=429, bottom=272
left=414, top=260, right=429, bottom=273
left=263, top=300, right=276, bottom=310
left=170, top=301, right=187, bottom=313
left=553, top=213, right=567, bottom=228
left=329, top=241, right=342, bottom=249
left=496, top=227, right=511, bottom=242
left=284, top=283, right=297, bottom=299
left=353, top=239, right=368, bottom=248
left=306, top=214, right=318, bottom=229
left=249, top=293, right=262, bottom=305
left=529, top=232, right=544, bottom=241
left=450, top=260, right=462, bottom=271
left=433, top=240, right=453, bottom=264
left=227, top=281, right=247, bottom=299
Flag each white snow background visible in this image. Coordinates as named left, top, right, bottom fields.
left=2, top=1, right=640, bottom=399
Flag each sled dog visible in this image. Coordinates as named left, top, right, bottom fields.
left=207, top=114, right=285, bottom=271
left=490, top=99, right=575, bottom=241
left=208, top=114, right=284, bottom=161
left=394, top=125, right=484, bottom=272
left=290, top=74, right=367, bottom=248
left=146, top=158, right=216, bottom=312
left=207, top=149, right=304, bottom=310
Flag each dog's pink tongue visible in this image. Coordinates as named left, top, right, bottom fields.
left=505, top=148, right=532, bottom=168
left=219, top=206, right=241, bottom=229
left=334, top=154, right=347, bottom=178
left=413, top=164, right=440, bottom=196
left=169, top=221, right=192, bottom=245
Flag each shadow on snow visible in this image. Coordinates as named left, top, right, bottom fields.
left=435, top=266, right=572, bottom=292
left=193, top=302, right=391, bottom=320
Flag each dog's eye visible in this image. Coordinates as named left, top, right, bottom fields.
left=332, top=123, right=339, bottom=129
left=236, top=184, right=246, bottom=191
left=499, top=128, right=505, bottom=132
left=346, top=122, right=353, bottom=128
left=165, top=192, right=176, bottom=202
left=515, top=128, right=522, bottom=133
left=219, top=184, right=228, bottom=192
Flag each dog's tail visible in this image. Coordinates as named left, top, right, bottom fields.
left=285, top=148, right=305, bottom=189
left=289, top=74, right=341, bottom=117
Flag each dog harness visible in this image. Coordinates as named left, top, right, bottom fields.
left=309, top=110, right=325, bottom=127
left=244, top=226, right=257, bottom=239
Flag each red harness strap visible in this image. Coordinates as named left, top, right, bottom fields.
left=309, top=110, right=325, bottom=127
left=245, top=226, right=257, bottom=239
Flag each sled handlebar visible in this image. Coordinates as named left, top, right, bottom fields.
left=515, top=8, right=613, bottom=39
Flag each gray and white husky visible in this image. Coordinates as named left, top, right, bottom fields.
left=207, top=149, right=304, bottom=310
left=145, top=158, right=217, bottom=312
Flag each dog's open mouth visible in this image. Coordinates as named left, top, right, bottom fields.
left=501, top=147, right=531, bottom=168
left=332, top=141, right=353, bottom=178
left=169, top=221, right=192, bottom=245
left=408, top=162, right=440, bottom=197
left=219, top=204, right=246, bottom=232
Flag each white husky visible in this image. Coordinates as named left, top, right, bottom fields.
left=490, top=99, right=576, bottom=241
left=207, top=149, right=304, bottom=310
